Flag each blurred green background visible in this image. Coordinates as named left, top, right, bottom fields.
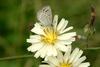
left=0, top=0, right=100, bottom=67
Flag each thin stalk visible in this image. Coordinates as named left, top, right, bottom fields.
left=0, top=55, right=33, bottom=61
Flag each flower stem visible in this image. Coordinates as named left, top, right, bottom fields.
left=84, top=47, right=100, bottom=50
left=0, top=55, right=33, bottom=61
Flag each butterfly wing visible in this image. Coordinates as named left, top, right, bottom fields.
left=37, top=6, right=52, bottom=26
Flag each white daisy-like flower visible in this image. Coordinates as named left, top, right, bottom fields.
left=27, top=6, right=76, bottom=58
left=39, top=45, right=90, bottom=67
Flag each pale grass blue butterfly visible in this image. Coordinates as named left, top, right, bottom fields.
left=37, top=6, right=52, bottom=26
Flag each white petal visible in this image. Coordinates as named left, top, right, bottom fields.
left=53, top=15, right=58, bottom=30
left=39, top=65, right=50, bottom=67
left=59, top=20, right=68, bottom=32
left=61, top=26, right=73, bottom=34
left=34, top=45, right=47, bottom=58
left=47, top=45, right=57, bottom=56
left=52, top=46, right=57, bottom=56
left=31, top=23, right=44, bottom=35
left=64, top=45, right=72, bottom=63
left=58, top=37, right=75, bottom=45
left=27, top=39, right=40, bottom=44
left=74, top=56, right=86, bottom=66
left=47, top=56, right=59, bottom=66
left=40, top=45, right=53, bottom=58
left=36, top=45, right=56, bottom=58
left=78, top=62, right=90, bottom=67
left=67, top=37, right=76, bottom=42
left=69, top=48, right=79, bottom=63
left=57, top=50, right=63, bottom=63
left=55, top=42, right=68, bottom=52
left=27, top=35, right=41, bottom=43
left=40, top=45, right=48, bottom=58
left=27, top=43, right=43, bottom=52
left=29, top=35, right=41, bottom=39
left=58, top=32, right=76, bottom=40
left=34, top=50, right=41, bottom=58
left=73, top=50, right=83, bottom=64
left=57, top=18, right=65, bottom=31
left=48, top=63, right=55, bottom=67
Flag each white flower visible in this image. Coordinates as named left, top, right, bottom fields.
left=39, top=45, right=90, bottom=67
left=27, top=15, right=76, bottom=58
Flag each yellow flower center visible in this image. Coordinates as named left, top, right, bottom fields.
left=41, top=27, right=57, bottom=44
left=60, top=63, right=71, bottom=67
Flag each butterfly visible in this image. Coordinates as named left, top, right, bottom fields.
left=37, top=6, right=52, bottom=26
